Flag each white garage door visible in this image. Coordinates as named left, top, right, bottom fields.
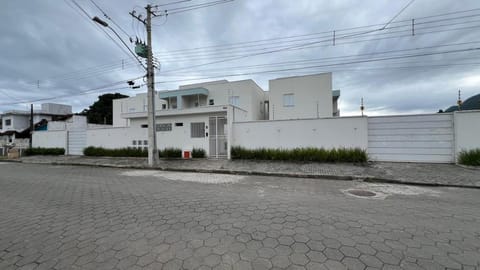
left=368, top=114, right=454, bottom=163
left=68, top=131, right=86, bottom=155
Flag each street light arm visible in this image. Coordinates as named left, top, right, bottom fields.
left=92, top=16, right=109, bottom=27
left=92, top=16, right=147, bottom=70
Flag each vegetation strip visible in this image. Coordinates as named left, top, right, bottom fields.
left=231, top=146, right=368, bottom=163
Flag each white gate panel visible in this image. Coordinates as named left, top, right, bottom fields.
left=368, top=114, right=454, bottom=163
left=68, top=131, right=86, bottom=155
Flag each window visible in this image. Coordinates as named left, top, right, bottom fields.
left=5, top=119, right=11, bottom=126
left=138, top=140, right=143, bottom=145
left=141, top=124, right=148, bottom=128
left=156, top=123, right=172, bottom=132
left=175, top=122, right=184, bottom=127
left=230, top=96, right=240, bottom=106
left=143, top=140, right=148, bottom=145
left=191, top=122, right=205, bottom=138
left=162, top=104, right=167, bottom=110
left=209, top=99, right=214, bottom=105
left=132, top=140, right=137, bottom=145
left=283, top=94, right=295, bottom=107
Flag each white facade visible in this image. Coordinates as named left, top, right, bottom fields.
left=233, top=117, right=367, bottom=150
left=454, top=110, right=480, bottom=159
left=0, top=103, right=72, bottom=133
left=268, top=73, right=339, bottom=120
left=113, top=79, right=267, bottom=128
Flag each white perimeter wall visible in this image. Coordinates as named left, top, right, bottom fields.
left=232, top=117, right=368, bottom=150
left=87, top=127, right=147, bottom=149
left=32, top=131, right=67, bottom=148
left=454, top=110, right=480, bottom=156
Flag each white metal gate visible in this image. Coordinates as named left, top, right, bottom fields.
left=67, top=130, right=87, bottom=155
left=209, top=116, right=228, bottom=158
left=368, top=113, right=454, bottom=163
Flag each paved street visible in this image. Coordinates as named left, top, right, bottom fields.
left=0, top=163, right=479, bottom=270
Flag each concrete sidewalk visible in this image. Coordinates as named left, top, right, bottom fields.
left=10, top=155, right=480, bottom=188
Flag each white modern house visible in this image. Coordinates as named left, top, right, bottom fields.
left=32, top=72, right=341, bottom=158
left=0, top=103, right=72, bottom=148
left=32, top=71, right=479, bottom=163
left=268, top=73, right=340, bottom=120
left=108, top=72, right=339, bottom=158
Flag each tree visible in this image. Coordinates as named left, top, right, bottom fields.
left=80, top=93, right=128, bottom=125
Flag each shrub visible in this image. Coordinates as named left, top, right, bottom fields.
left=83, top=146, right=147, bottom=157
left=25, top=147, right=65, bottom=156
left=159, top=148, right=182, bottom=158
left=192, top=148, right=206, bottom=158
left=231, top=146, right=368, bottom=163
left=458, top=149, right=480, bottom=166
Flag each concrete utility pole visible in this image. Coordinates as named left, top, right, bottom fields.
left=29, top=104, right=33, bottom=149
left=145, top=5, right=158, bottom=166
left=93, top=12, right=157, bottom=166
left=127, top=6, right=159, bottom=166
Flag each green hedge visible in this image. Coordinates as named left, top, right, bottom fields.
left=83, top=146, right=147, bottom=157
left=25, top=147, right=65, bottom=156
left=158, top=148, right=182, bottom=158
left=192, top=148, right=206, bottom=158
left=458, top=149, right=480, bottom=166
left=231, top=146, right=368, bottom=163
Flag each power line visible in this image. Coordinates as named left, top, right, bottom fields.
left=25, top=16, right=480, bottom=87
left=22, top=7, right=480, bottom=90
left=25, top=15, right=480, bottom=87
left=0, top=77, right=145, bottom=106
left=155, top=17, right=480, bottom=61
left=153, top=0, right=234, bottom=16
left=381, top=0, right=416, bottom=30
left=89, top=0, right=131, bottom=38
left=154, top=8, right=480, bottom=56
left=158, top=41, right=480, bottom=75
left=153, top=46, right=480, bottom=83
left=153, top=0, right=192, bottom=8
left=69, top=0, right=138, bottom=66
left=158, top=23, right=480, bottom=74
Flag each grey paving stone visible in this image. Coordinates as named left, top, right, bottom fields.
left=1, top=163, right=479, bottom=270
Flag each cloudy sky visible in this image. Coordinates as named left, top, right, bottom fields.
left=1, top=0, right=479, bottom=116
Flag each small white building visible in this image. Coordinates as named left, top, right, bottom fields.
left=0, top=103, right=72, bottom=148
left=268, top=73, right=340, bottom=120
left=108, top=73, right=339, bottom=158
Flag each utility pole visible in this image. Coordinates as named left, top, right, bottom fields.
left=128, top=5, right=158, bottom=166
left=29, top=104, right=33, bottom=149
left=145, top=5, right=158, bottom=166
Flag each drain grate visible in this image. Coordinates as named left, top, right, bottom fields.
left=347, top=189, right=376, bottom=197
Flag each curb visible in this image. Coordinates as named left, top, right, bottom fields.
left=363, top=177, right=480, bottom=190
left=0, top=159, right=22, bottom=163
left=43, top=161, right=358, bottom=181
left=16, top=160, right=480, bottom=189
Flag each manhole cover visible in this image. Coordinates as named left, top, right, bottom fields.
left=347, top=189, right=376, bottom=197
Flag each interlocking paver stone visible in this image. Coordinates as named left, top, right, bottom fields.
left=0, top=163, right=479, bottom=270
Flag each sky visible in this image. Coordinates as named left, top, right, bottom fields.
left=1, top=0, right=479, bottom=116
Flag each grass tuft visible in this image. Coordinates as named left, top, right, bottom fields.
left=458, top=149, right=480, bottom=166
left=231, top=146, right=368, bottom=163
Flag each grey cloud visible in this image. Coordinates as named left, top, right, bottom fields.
left=1, top=0, right=479, bottom=115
